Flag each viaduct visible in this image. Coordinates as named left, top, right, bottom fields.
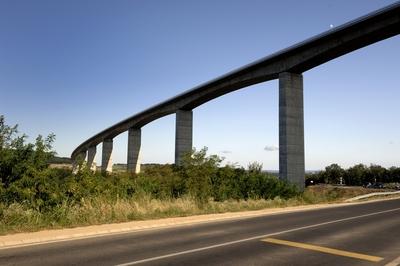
left=71, top=2, right=400, bottom=190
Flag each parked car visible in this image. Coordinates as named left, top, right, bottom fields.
left=364, top=182, right=384, bottom=189
left=373, top=182, right=384, bottom=189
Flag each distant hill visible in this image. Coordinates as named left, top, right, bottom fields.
left=108, top=163, right=165, bottom=172
left=48, top=156, right=72, bottom=164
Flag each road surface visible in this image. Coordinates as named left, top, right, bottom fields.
left=0, top=198, right=399, bottom=265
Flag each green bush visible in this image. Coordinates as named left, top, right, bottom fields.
left=179, top=147, right=221, bottom=205
left=137, top=164, right=184, bottom=199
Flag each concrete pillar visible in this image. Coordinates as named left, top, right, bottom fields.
left=101, top=139, right=113, bottom=173
left=127, top=128, right=141, bottom=173
left=279, top=72, right=305, bottom=190
left=175, top=109, right=193, bottom=165
left=72, top=151, right=87, bottom=174
left=87, top=146, right=97, bottom=171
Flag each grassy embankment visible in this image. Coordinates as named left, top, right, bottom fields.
left=1, top=183, right=392, bottom=235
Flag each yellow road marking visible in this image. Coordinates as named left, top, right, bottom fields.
left=385, top=254, right=400, bottom=266
left=262, top=238, right=383, bottom=262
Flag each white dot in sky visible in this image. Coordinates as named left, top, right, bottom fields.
left=330, top=24, right=334, bottom=28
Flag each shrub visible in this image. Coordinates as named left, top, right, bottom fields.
left=137, top=164, right=184, bottom=199
left=180, top=147, right=221, bottom=205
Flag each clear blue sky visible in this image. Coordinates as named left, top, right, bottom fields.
left=1, top=0, right=399, bottom=170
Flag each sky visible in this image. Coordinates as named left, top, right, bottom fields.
left=1, top=0, right=399, bottom=170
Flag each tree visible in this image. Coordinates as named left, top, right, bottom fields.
left=388, top=167, right=400, bottom=183
left=180, top=147, right=222, bottom=205
left=321, top=164, right=345, bottom=184
left=367, top=164, right=387, bottom=183
left=0, top=115, right=19, bottom=150
left=344, top=164, right=367, bottom=186
left=0, top=115, right=56, bottom=186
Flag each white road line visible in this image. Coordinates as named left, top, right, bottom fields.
left=115, top=207, right=400, bottom=266
left=386, top=255, right=400, bottom=266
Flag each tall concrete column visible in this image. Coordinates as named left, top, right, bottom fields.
left=101, top=139, right=113, bottom=173
left=127, top=128, right=141, bottom=173
left=72, top=151, right=87, bottom=174
left=175, top=109, right=193, bottom=165
left=87, top=146, right=97, bottom=171
left=279, top=72, right=305, bottom=190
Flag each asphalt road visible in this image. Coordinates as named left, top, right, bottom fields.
left=1, top=198, right=399, bottom=266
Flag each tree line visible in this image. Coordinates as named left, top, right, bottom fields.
left=307, top=163, right=400, bottom=186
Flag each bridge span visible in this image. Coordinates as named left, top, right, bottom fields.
left=72, top=2, right=400, bottom=190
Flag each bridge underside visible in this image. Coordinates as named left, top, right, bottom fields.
left=71, top=2, right=400, bottom=191
left=73, top=73, right=306, bottom=189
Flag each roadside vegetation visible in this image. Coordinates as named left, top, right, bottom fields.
left=0, top=115, right=399, bottom=235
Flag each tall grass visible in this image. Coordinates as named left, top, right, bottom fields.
left=0, top=185, right=371, bottom=235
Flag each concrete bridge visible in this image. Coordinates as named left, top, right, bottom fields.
left=71, top=2, right=400, bottom=190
